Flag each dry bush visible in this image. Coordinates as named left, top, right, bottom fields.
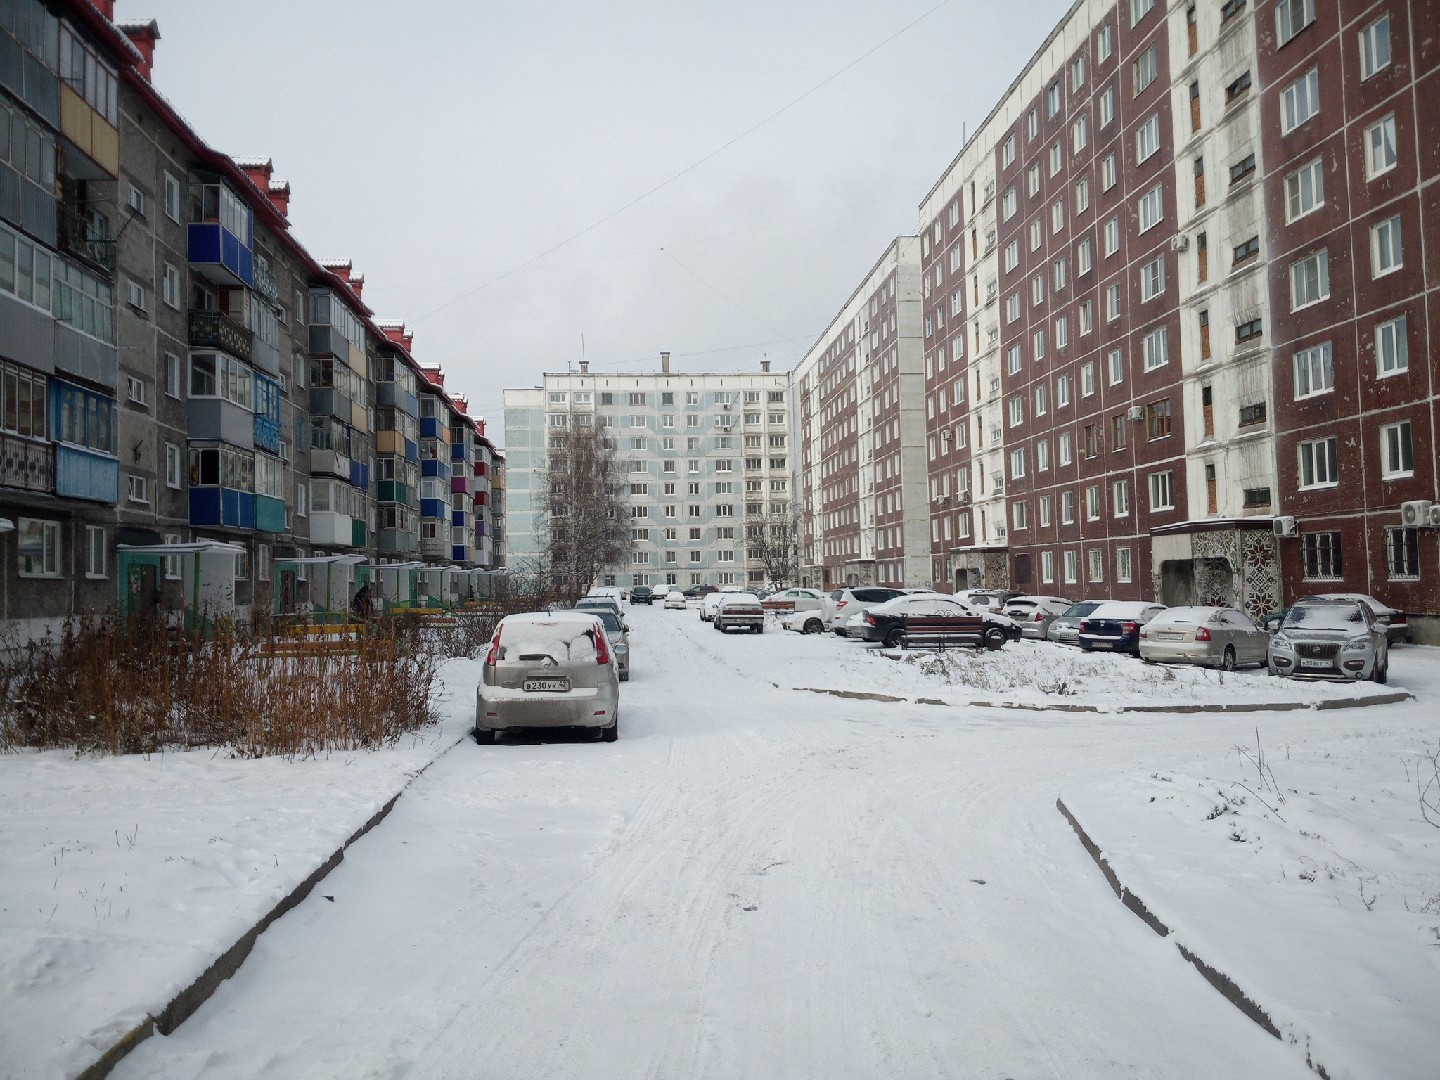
left=0, top=612, right=438, bottom=758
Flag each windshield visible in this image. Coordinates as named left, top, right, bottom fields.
left=594, top=612, right=622, bottom=632
left=1283, top=604, right=1366, bottom=631
left=1063, top=602, right=1102, bottom=618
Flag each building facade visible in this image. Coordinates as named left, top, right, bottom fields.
left=503, top=357, right=791, bottom=589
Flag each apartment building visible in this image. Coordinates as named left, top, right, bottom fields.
left=793, top=0, right=1436, bottom=635
left=503, top=356, right=791, bottom=589
left=792, top=237, right=930, bottom=590
left=0, top=0, right=500, bottom=635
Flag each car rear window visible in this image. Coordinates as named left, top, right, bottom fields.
left=499, top=617, right=599, bottom=662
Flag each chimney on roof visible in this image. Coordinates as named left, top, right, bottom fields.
left=403, top=332, right=413, bottom=352
left=761, top=360, right=771, bottom=373
left=660, top=351, right=670, bottom=374
left=382, top=324, right=407, bottom=345
left=88, top=0, right=115, bottom=21
left=455, top=397, right=469, bottom=415
left=579, top=361, right=589, bottom=374
left=267, top=180, right=290, bottom=217
left=349, top=275, right=364, bottom=300
left=119, top=20, right=159, bottom=81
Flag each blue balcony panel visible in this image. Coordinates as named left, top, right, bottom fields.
left=420, top=498, right=448, bottom=519
left=187, top=222, right=254, bottom=288
left=451, top=510, right=469, bottom=527
left=256, top=494, right=286, bottom=534
left=254, top=415, right=280, bottom=454
left=54, top=445, right=119, bottom=503
left=189, top=487, right=256, bottom=529
left=452, top=545, right=470, bottom=562
left=420, top=459, right=451, bottom=479
left=420, top=417, right=445, bottom=439
left=349, top=460, right=371, bottom=490
left=404, top=438, right=419, bottom=463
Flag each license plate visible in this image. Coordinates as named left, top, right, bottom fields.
left=1153, top=632, right=1181, bottom=641
left=524, top=677, right=569, bottom=692
left=1092, top=641, right=1112, bottom=649
left=1298, top=659, right=1331, bottom=670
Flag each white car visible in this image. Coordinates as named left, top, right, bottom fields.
left=700, top=591, right=729, bottom=622
left=663, top=590, right=687, bottom=610
left=782, top=607, right=830, bottom=634
left=761, top=588, right=827, bottom=613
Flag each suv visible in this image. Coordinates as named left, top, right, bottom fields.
left=1268, top=599, right=1389, bottom=682
left=630, top=586, right=656, bottom=605
left=827, top=586, right=908, bottom=636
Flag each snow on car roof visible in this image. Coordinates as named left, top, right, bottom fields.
left=1088, top=601, right=1163, bottom=617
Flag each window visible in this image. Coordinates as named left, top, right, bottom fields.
left=1064, top=550, right=1079, bottom=584
left=1007, top=345, right=1023, bottom=374
left=1049, top=142, right=1064, bottom=177
left=1281, top=69, right=1319, bottom=133
left=1075, top=179, right=1090, bottom=216
left=1147, top=398, right=1172, bottom=439
left=1103, top=217, right=1119, bottom=256
left=1112, top=479, right=1130, bottom=516
left=1380, top=421, right=1413, bottom=478
left=1080, top=362, right=1095, bottom=397
left=1372, top=216, right=1402, bottom=276
left=1276, top=0, right=1315, bottom=46
left=1365, top=115, right=1397, bottom=178
left=1003, top=239, right=1019, bottom=272
left=1149, top=471, right=1174, bottom=511
left=1079, top=300, right=1094, bottom=335
left=127, top=474, right=149, bottom=504
left=1133, top=46, right=1157, bottom=94
left=1005, top=293, right=1020, bottom=323
left=1106, top=283, right=1121, bottom=322
left=1037, top=441, right=1051, bottom=473
left=1131, top=0, right=1154, bottom=26
left=1242, top=488, right=1271, bottom=509
left=1001, top=186, right=1018, bottom=220
left=1139, top=256, right=1166, bottom=301
left=17, top=518, right=62, bottom=577
left=1230, top=153, right=1257, bottom=184
left=1047, top=82, right=1062, bottom=118
left=163, top=352, right=182, bottom=399
left=127, top=280, right=146, bottom=312
left=1051, top=201, right=1065, bottom=234
left=1101, top=153, right=1117, bottom=191
left=165, top=442, right=182, bottom=488
left=1053, top=257, right=1067, bottom=292
left=1285, top=159, right=1324, bottom=222
left=1236, top=317, right=1263, bottom=343
left=1057, top=375, right=1072, bottom=408
left=162, top=263, right=180, bottom=308
left=1376, top=316, right=1408, bottom=376
left=1072, top=116, right=1088, bottom=153
left=1138, top=185, right=1164, bottom=232
left=1085, top=485, right=1101, bottom=520
left=1289, top=250, right=1329, bottom=310
left=1116, top=547, right=1133, bottom=583
left=1055, top=316, right=1069, bottom=349
left=163, top=172, right=182, bottom=222
left=1087, top=548, right=1105, bottom=583
left=1013, top=501, right=1029, bottom=531
left=1034, top=383, right=1049, bottom=415
left=1359, top=16, right=1391, bottom=80
left=1097, top=21, right=1113, bottom=62
left=1292, top=342, right=1333, bottom=398
left=1233, top=236, right=1259, bottom=265
left=1107, top=348, right=1124, bottom=385
left=1226, top=71, right=1252, bottom=103
left=1239, top=401, right=1267, bottom=427
left=1002, top=134, right=1017, bottom=168
left=1136, top=114, right=1160, bottom=163
left=1302, top=532, right=1343, bottom=580
left=85, top=525, right=106, bottom=579
left=1010, top=447, right=1026, bottom=478
left=1027, top=107, right=1039, bottom=140
left=1008, top=396, right=1024, bottom=427
left=1100, top=87, right=1115, bottom=127
left=1030, top=220, right=1043, bottom=251
left=1298, top=437, right=1338, bottom=487
left=1061, top=491, right=1076, bottom=523
left=126, top=375, right=146, bottom=406
left=1027, top=164, right=1041, bottom=197
left=1385, top=526, right=1419, bottom=580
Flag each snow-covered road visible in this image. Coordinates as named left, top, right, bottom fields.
left=109, top=603, right=1397, bottom=1079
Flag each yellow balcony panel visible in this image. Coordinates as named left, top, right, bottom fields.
left=375, top=429, right=403, bottom=455
left=58, top=84, right=118, bottom=178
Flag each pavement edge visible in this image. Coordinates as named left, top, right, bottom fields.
left=1055, top=797, right=1332, bottom=1079
left=74, top=732, right=467, bottom=1080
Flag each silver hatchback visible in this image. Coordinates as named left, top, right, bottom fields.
left=476, top=611, right=621, bottom=742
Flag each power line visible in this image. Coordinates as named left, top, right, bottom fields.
left=411, top=1, right=952, bottom=325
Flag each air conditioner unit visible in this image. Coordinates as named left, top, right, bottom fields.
left=722, top=402, right=731, bottom=410
left=1272, top=515, right=1299, bottom=538
left=937, top=495, right=951, bottom=506
left=1127, top=405, right=1145, bottom=421
left=1170, top=234, right=1190, bottom=253
left=1430, top=504, right=1440, bottom=529
left=958, top=490, right=972, bottom=505
left=1400, top=500, right=1434, bottom=528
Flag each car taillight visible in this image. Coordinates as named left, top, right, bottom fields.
left=1194, top=626, right=1211, bottom=641
left=1033, top=611, right=1045, bottom=621
left=864, top=612, right=876, bottom=624
left=1078, top=619, right=1089, bottom=632
left=1139, top=626, right=1149, bottom=639
left=1122, top=621, right=1138, bottom=635
left=484, top=626, right=503, bottom=666
left=593, top=626, right=611, bottom=665
left=836, top=600, right=849, bottom=609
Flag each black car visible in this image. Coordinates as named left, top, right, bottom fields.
left=682, top=584, right=718, bottom=599
left=630, top=586, right=656, bottom=605
left=858, top=595, right=1012, bottom=650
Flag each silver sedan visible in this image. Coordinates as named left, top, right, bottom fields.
left=1138, top=606, right=1270, bottom=670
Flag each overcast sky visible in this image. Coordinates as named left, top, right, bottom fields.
left=118, top=0, right=1071, bottom=442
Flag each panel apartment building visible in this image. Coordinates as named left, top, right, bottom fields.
left=0, top=0, right=500, bottom=636
left=503, top=356, right=791, bottom=590
left=793, top=0, right=1439, bottom=635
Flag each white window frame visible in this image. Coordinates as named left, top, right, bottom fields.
left=1359, top=15, right=1391, bottom=80
left=1136, top=114, right=1160, bottom=163
left=1289, top=249, right=1329, bottom=310
left=1280, top=68, right=1320, bottom=133
left=85, top=525, right=106, bottom=579
left=1139, top=255, right=1165, bottom=302
left=1142, top=327, right=1169, bottom=371
left=165, top=441, right=182, bottom=488
left=1292, top=342, right=1334, bottom=399
left=1366, top=115, right=1397, bottom=178
left=1371, top=216, right=1403, bottom=277
left=1285, top=158, right=1324, bottom=223
left=1380, top=421, right=1413, bottom=479
left=1138, top=184, right=1163, bottom=232
left=1376, top=316, right=1408, bottom=377
left=1276, top=0, right=1315, bottom=46
left=1148, top=471, right=1174, bottom=511
left=1298, top=437, right=1339, bottom=488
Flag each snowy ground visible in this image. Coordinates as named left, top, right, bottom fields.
left=1, top=603, right=1435, bottom=1079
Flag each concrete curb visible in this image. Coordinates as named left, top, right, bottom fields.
left=74, top=733, right=467, bottom=1080
left=792, top=682, right=1411, bottom=715
left=1056, top=797, right=1331, bottom=1079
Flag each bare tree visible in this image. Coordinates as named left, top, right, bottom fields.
left=744, top=502, right=801, bottom=588
left=541, top=416, right=628, bottom=601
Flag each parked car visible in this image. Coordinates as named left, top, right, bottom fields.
left=575, top=596, right=622, bottom=620
left=699, top=591, right=729, bottom=622
left=953, top=589, right=1022, bottom=614
left=714, top=592, right=766, bottom=633
left=630, top=586, right=656, bottom=605
left=1002, top=595, right=1073, bottom=640
left=856, top=595, right=1013, bottom=650
left=1295, top=593, right=1409, bottom=645
left=781, top=607, right=829, bottom=634
left=1138, top=606, right=1269, bottom=670
left=1046, top=600, right=1108, bottom=646
left=587, top=586, right=625, bottom=606
left=1268, top=600, right=1389, bottom=683
left=1076, top=601, right=1166, bottom=655
left=682, top=584, right=717, bottom=599
left=761, top=587, right=828, bottom=613
left=663, top=590, right=688, bottom=610
left=590, top=609, right=631, bottom=681
left=826, top=586, right=909, bottom=636
left=475, top=611, right=620, bottom=743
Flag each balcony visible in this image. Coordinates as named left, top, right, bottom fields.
left=57, top=203, right=115, bottom=276
left=253, top=261, right=279, bottom=304
left=376, top=480, right=412, bottom=505
left=256, top=494, right=286, bottom=534
left=0, top=433, right=55, bottom=494
left=189, top=310, right=253, bottom=358
left=187, top=221, right=254, bottom=288
left=55, top=444, right=118, bottom=503
left=189, top=487, right=257, bottom=529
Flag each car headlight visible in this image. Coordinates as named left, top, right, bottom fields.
left=1343, top=637, right=1369, bottom=651
left=1270, top=634, right=1292, bottom=649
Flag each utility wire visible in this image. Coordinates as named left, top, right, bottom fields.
left=411, top=0, right=952, bottom=324
left=660, top=248, right=791, bottom=340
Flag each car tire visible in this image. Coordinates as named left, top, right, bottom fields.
left=601, top=718, right=618, bottom=742
left=1221, top=646, right=1237, bottom=672
left=803, top=618, right=823, bottom=635
left=620, top=671, right=629, bottom=682
left=1373, top=657, right=1388, bottom=684
left=475, top=727, right=498, bottom=745
left=983, top=627, right=1006, bottom=651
